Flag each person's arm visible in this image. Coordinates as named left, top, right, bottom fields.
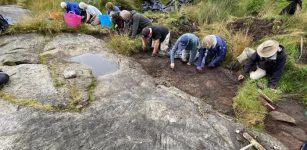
left=196, top=48, right=206, bottom=68
left=86, top=11, right=91, bottom=23
left=208, top=45, right=226, bottom=68
left=268, top=53, right=287, bottom=88
left=242, top=53, right=258, bottom=76
left=152, top=39, right=160, bottom=55
left=170, top=40, right=179, bottom=64
left=141, top=37, right=147, bottom=50
left=130, top=15, right=140, bottom=38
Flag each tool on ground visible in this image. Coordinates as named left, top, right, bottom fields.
left=240, top=132, right=266, bottom=150
left=257, top=89, right=275, bottom=110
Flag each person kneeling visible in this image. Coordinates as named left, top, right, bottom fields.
left=237, top=40, right=287, bottom=89
left=169, top=33, right=199, bottom=69
left=196, top=35, right=227, bottom=71
left=141, top=26, right=170, bottom=57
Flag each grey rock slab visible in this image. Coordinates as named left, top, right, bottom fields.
left=0, top=5, right=31, bottom=24
left=0, top=64, right=59, bottom=105
left=0, top=34, right=50, bottom=65
left=269, top=111, right=296, bottom=124
left=0, top=34, right=288, bottom=150
left=43, top=33, right=108, bottom=54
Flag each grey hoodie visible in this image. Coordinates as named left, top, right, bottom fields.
left=128, top=10, right=152, bottom=38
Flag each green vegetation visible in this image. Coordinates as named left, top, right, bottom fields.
left=0, top=92, right=53, bottom=111
left=107, top=35, right=142, bottom=55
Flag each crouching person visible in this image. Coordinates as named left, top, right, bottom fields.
left=238, top=40, right=287, bottom=88
left=141, top=26, right=170, bottom=56
left=170, top=33, right=199, bottom=69
left=120, top=10, right=152, bottom=38
left=196, top=35, right=227, bottom=71
left=60, top=1, right=81, bottom=15
left=79, top=2, right=102, bottom=25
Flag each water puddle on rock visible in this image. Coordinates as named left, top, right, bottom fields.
left=70, top=53, right=118, bottom=76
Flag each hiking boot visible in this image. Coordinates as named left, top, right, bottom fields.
left=226, top=60, right=241, bottom=71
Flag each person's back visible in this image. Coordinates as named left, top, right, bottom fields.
left=129, top=10, right=151, bottom=37
left=150, top=26, right=169, bottom=42
left=87, top=5, right=102, bottom=16
left=66, top=2, right=80, bottom=15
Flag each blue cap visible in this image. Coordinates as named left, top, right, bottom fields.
left=178, top=35, right=189, bottom=50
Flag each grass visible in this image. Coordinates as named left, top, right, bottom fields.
left=0, top=92, right=53, bottom=111
left=106, top=34, right=142, bottom=55
left=87, top=75, right=97, bottom=102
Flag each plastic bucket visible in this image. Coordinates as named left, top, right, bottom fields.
left=99, top=14, right=111, bottom=27
left=64, top=12, right=82, bottom=28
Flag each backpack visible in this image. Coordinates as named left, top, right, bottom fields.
left=0, top=72, right=9, bottom=86
left=0, top=14, right=9, bottom=32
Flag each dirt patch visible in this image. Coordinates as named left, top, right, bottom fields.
left=265, top=99, right=307, bottom=150
left=227, top=18, right=275, bottom=41
left=134, top=53, right=239, bottom=115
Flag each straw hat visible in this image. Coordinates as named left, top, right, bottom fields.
left=60, top=2, right=67, bottom=8
left=120, top=10, right=131, bottom=21
left=202, top=35, right=215, bottom=49
left=257, top=40, right=279, bottom=58
left=79, top=2, right=88, bottom=10
left=105, top=2, right=113, bottom=9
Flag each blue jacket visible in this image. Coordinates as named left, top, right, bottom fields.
left=197, top=35, right=227, bottom=68
left=66, top=2, right=80, bottom=15
left=170, top=33, right=199, bottom=64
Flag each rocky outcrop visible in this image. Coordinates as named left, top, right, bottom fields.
left=0, top=34, right=50, bottom=65
left=0, top=33, right=287, bottom=150
left=0, top=5, right=31, bottom=24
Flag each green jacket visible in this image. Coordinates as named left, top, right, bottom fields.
left=128, top=10, right=152, bottom=38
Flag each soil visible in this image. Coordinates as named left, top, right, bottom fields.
left=227, top=17, right=275, bottom=41
left=134, top=53, right=307, bottom=149
left=265, top=99, right=307, bottom=150
left=134, top=53, right=239, bottom=115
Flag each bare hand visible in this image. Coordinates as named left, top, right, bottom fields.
left=238, top=75, right=245, bottom=81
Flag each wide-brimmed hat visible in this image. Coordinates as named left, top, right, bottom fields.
left=257, top=40, right=279, bottom=58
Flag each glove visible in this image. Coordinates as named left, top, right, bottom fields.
left=170, top=63, right=175, bottom=69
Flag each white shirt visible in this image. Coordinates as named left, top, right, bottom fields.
left=86, top=5, right=102, bottom=16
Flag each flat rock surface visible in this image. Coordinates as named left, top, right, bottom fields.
left=0, top=33, right=288, bottom=150
left=0, top=5, right=31, bottom=24
left=0, top=33, right=50, bottom=65
left=0, top=64, right=59, bottom=105
left=269, top=111, right=296, bottom=124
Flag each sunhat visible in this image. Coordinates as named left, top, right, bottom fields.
left=257, top=40, right=279, bottom=58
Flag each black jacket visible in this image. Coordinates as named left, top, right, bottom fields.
left=243, top=45, right=287, bottom=87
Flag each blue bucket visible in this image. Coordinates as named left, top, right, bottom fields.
left=99, top=14, right=111, bottom=27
